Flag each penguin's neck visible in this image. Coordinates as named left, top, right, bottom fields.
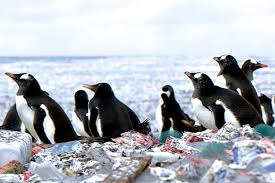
left=244, top=70, right=254, bottom=81
left=194, top=87, right=215, bottom=97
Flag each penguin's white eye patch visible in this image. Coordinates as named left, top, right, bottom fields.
left=250, top=59, right=257, bottom=64
left=220, top=55, right=227, bottom=60
left=194, top=73, right=202, bottom=79
left=20, top=74, right=32, bottom=80
left=161, top=90, right=171, bottom=98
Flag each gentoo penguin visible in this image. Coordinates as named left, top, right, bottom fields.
left=185, top=71, right=263, bottom=130
left=83, top=83, right=149, bottom=138
left=241, top=59, right=268, bottom=82
left=0, top=104, right=24, bottom=132
left=259, top=94, right=274, bottom=126
left=213, top=55, right=262, bottom=116
left=155, top=85, right=199, bottom=134
left=5, top=72, right=79, bottom=144
left=72, top=90, right=93, bottom=137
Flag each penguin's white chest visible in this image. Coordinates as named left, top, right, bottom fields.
left=40, top=105, right=56, bottom=144
left=96, top=112, right=102, bottom=137
left=216, top=100, right=240, bottom=127
left=261, top=106, right=268, bottom=124
left=16, top=96, right=56, bottom=144
left=72, top=112, right=90, bottom=137
left=155, top=101, right=164, bottom=134
left=16, top=95, right=39, bottom=141
left=191, top=98, right=217, bottom=130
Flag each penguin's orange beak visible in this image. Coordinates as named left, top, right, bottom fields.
left=83, top=84, right=97, bottom=92
left=213, top=56, right=221, bottom=63
left=5, top=72, right=17, bottom=79
left=257, top=63, right=268, bottom=68
left=184, top=71, right=194, bottom=79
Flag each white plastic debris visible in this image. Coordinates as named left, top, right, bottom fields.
left=150, top=167, right=176, bottom=181
left=0, top=129, right=32, bottom=166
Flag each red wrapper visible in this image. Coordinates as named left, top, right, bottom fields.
left=163, top=136, right=198, bottom=156
left=112, top=131, right=159, bottom=147
left=0, top=160, right=24, bottom=174
left=32, top=145, right=47, bottom=155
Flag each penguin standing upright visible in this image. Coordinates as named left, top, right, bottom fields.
left=155, top=85, right=199, bottom=134
left=5, top=72, right=79, bottom=144
left=259, top=93, right=274, bottom=126
left=72, top=90, right=93, bottom=137
left=185, top=71, right=263, bottom=130
left=0, top=104, right=24, bottom=132
left=213, top=55, right=262, bottom=116
left=83, top=83, right=149, bottom=138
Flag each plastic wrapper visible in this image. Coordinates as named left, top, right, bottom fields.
left=232, top=139, right=275, bottom=168
left=112, top=131, right=159, bottom=149
left=150, top=167, right=176, bottom=181
left=0, top=160, right=24, bottom=174
left=0, top=130, right=32, bottom=166
left=0, top=174, right=23, bottom=183
left=163, top=136, right=198, bottom=156
left=254, top=124, right=275, bottom=140
left=159, top=130, right=183, bottom=143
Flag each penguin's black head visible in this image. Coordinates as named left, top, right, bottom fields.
left=185, top=71, right=214, bottom=89
left=83, top=83, right=115, bottom=98
left=160, top=85, right=174, bottom=100
left=5, top=72, right=41, bottom=95
left=74, top=90, right=88, bottom=108
left=213, top=55, right=240, bottom=76
left=259, top=93, right=271, bottom=105
left=242, top=59, right=268, bottom=72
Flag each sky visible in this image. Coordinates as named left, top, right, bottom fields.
left=0, top=0, right=275, bottom=56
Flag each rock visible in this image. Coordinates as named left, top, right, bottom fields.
left=0, top=130, right=32, bottom=166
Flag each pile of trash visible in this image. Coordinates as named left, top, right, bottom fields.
left=1, top=123, right=275, bottom=182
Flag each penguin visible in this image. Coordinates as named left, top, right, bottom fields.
left=185, top=71, right=263, bottom=130
left=213, top=55, right=262, bottom=116
left=0, top=104, right=25, bottom=132
left=155, top=85, right=199, bottom=134
left=83, top=83, right=149, bottom=138
left=241, top=59, right=268, bottom=82
left=72, top=90, right=93, bottom=137
left=272, top=96, right=275, bottom=115
left=259, top=93, right=274, bottom=126
left=5, top=72, right=79, bottom=144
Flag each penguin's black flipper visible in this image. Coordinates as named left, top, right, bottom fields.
left=126, top=106, right=141, bottom=129
left=88, top=100, right=100, bottom=137
left=208, top=104, right=226, bottom=129
left=1, top=104, right=22, bottom=131
left=32, top=106, right=51, bottom=144
left=134, top=118, right=151, bottom=135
